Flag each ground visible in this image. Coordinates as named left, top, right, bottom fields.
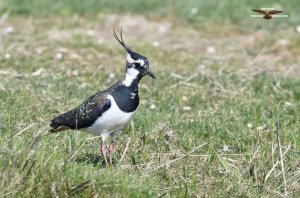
left=0, top=0, right=300, bottom=197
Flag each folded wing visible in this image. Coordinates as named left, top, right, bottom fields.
left=50, top=93, right=111, bottom=133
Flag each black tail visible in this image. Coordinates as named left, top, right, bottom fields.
left=49, top=109, right=76, bottom=133
left=49, top=120, right=61, bottom=133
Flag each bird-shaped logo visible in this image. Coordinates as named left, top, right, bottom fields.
left=252, top=9, right=283, bottom=20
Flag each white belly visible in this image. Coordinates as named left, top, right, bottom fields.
left=83, top=95, right=136, bottom=136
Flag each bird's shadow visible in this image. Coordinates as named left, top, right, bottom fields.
left=74, top=154, right=104, bottom=167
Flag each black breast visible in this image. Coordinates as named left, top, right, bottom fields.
left=112, top=85, right=139, bottom=112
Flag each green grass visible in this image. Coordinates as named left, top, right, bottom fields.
left=1, top=1, right=300, bottom=197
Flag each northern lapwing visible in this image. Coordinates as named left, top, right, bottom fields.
left=49, top=28, right=155, bottom=165
left=252, top=9, right=283, bottom=20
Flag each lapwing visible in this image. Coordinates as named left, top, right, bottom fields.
left=49, top=28, right=155, bottom=165
left=252, top=9, right=283, bottom=20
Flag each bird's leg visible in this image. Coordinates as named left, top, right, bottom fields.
left=100, top=142, right=108, bottom=166
left=109, top=141, right=114, bottom=165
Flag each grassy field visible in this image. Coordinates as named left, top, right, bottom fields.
left=1, top=0, right=300, bottom=197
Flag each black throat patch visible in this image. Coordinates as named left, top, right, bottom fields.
left=112, top=84, right=139, bottom=113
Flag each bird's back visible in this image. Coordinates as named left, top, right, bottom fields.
left=49, top=81, right=121, bottom=133
left=49, top=79, right=140, bottom=134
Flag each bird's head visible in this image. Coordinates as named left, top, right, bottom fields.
left=113, top=28, right=155, bottom=80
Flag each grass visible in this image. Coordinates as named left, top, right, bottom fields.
left=1, top=0, right=300, bottom=197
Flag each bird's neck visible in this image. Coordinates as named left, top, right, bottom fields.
left=122, top=67, right=142, bottom=87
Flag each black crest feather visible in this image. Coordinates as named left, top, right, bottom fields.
left=113, top=27, right=132, bottom=53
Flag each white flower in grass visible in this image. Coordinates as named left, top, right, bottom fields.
left=296, top=25, right=300, bottom=34
left=197, top=64, right=206, bottom=70
left=152, top=41, right=160, bottom=47
left=206, top=46, right=216, bottom=54
left=55, top=52, right=63, bottom=60
left=0, top=84, right=5, bottom=91
left=284, top=101, right=292, bottom=107
left=247, top=123, right=253, bottom=129
left=35, top=48, right=43, bottom=54
left=86, top=29, right=95, bottom=37
left=182, top=106, right=191, bottom=111
left=150, top=104, right=156, bottom=110
left=222, top=145, right=229, bottom=151
left=32, top=68, right=44, bottom=76
left=98, top=38, right=104, bottom=44
left=278, top=39, right=288, bottom=46
left=257, top=125, right=267, bottom=131
left=257, top=126, right=263, bottom=131
left=109, top=73, right=115, bottom=79
left=181, top=96, right=188, bottom=101
left=190, top=7, right=198, bottom=15
left=72, top=70, right=78, bottom=76
left=4, top=26, right=14, bottom=35
left=80, top=82, right=90, bottom=89
left=70, top=52, right=80, bottom=59
left=4, top=53, right=10, bottom=60
left=218, top=168, right=226, bottom=174
left=158, top=25, right=169, bottom=34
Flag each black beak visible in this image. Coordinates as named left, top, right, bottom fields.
left=146, top=70, right=156, bottom=79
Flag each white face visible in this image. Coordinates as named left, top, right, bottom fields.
left=122, top=53, right=151, bottom=86
left=126, top=54, right=147, bottom=68
left=126, top=67, right=139, bottom=77
left=122, top=67, right=139, bottom=87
